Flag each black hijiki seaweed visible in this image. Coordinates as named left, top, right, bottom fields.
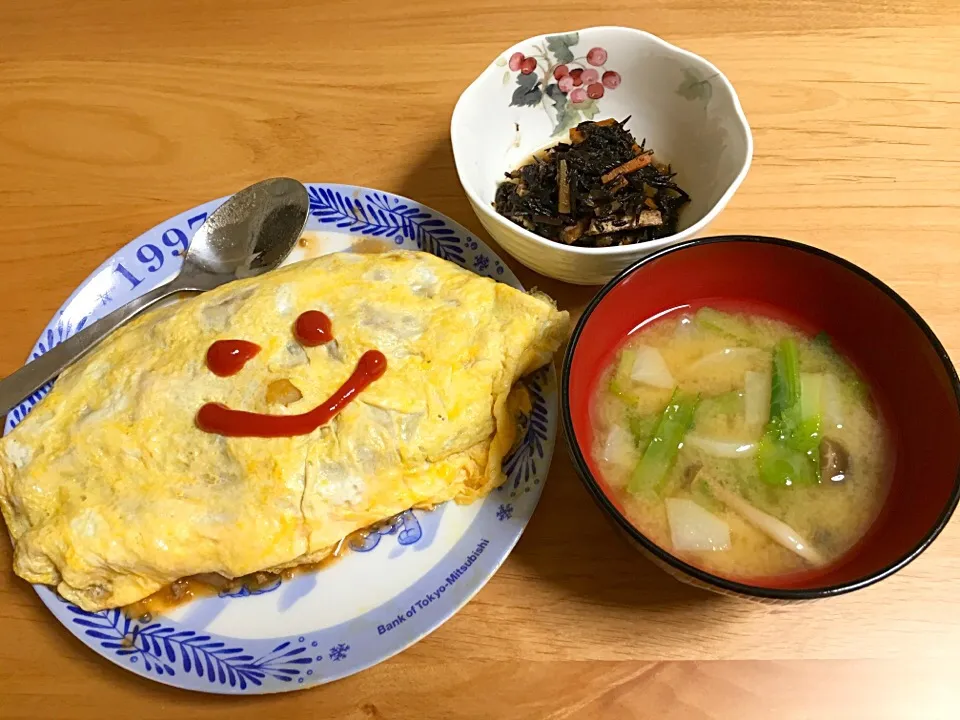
left=493, top=118, right=690, bottom=248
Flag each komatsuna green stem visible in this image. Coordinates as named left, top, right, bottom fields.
left=758, top=338, right=820, bottom=486
left=628, top=389, right=699, bottom=495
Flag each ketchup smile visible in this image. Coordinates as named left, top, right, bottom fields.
left=196, top=350, right=387, bottom=437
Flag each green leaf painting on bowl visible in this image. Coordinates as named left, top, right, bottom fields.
left=677, top=68, right=718, bottom=104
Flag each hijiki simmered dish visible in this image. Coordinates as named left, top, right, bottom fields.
left=591, top=307, right=890, bottom=579
left=494, top=118, right=690, bottom=247
left=0, top=250, right=569, bottom=612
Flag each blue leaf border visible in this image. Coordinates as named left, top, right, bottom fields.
left=501, top=367, right=550, bottom=496
left=66, top=605, right=320, bottom=689
left=308, top=187, right=466, bottom=264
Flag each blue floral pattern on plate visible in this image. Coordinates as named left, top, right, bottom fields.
left=67, top=603, right=315, bottom=688
left=307, top=187, right=465, bottom=263
left=3, top=184, right=558, bottom=694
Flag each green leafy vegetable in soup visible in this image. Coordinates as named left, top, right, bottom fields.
left=591, top=308, right=890, bottom=580
left=757, top=339, right=821, bottom=487
left=629, top=389, right=699, bottom=495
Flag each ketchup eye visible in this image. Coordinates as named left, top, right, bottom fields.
left=207, top=340, right=261, bottom=377
left=206, top=310, right=334, bottom=378
left=294, top=311, right=333, bottom=347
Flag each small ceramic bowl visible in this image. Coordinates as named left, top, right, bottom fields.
left=451, top=26, right=752, bottom=285
left=562, top=236, right=960, bottom=599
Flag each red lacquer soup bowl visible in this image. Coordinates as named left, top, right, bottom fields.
left=561, top=235, right=960, bottom=599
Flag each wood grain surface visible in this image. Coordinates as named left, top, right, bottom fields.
left=1, top=1, right=959, bottom=717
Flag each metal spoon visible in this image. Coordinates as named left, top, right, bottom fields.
left=0, top=177, right=309, bottom=418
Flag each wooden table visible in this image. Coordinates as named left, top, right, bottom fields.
left=2, top=1, right=958, bottom=717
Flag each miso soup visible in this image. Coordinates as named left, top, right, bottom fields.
left=591, top=306, right=890, bottom=580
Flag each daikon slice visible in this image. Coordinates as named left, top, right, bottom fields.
left=744, top=370, right=771, bottom=429
left=629, top=344, right=675, bottom=389
left=602, top=425, right=636, bottom=469
left=666, top=498, right=731, bottom=552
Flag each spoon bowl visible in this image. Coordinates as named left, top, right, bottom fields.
left=182, top=178, right=309, bottom=281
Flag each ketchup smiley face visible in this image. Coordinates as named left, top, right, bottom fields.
left=197, top=311, right=386, bottom=438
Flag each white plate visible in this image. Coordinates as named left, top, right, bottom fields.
left=3, top=184, right=557, bottom=693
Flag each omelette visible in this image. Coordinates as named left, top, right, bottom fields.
left=0, top=250, right=569, bottom=611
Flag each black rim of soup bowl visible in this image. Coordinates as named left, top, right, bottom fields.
left=560, top=234, right=960, bottom=600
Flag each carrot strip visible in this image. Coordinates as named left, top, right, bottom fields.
left=601, top=153, right=653, bottom=184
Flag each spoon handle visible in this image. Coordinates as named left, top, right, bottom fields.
left=0, top=282, right=182, bottom=419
